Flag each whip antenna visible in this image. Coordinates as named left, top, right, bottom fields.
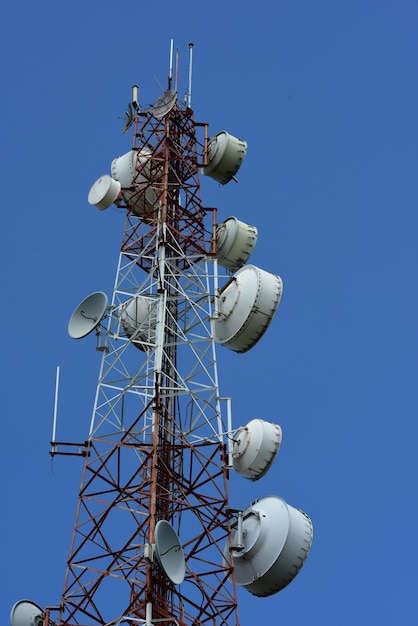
left=187, top=42, right=194, bottom=108
left=168, top=38, right=174, bottom=89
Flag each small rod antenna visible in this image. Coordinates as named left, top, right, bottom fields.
left=187, top=42, right=194, bottom=108
left=168, top=39, right=174, bottom=89
left=174, top=48, right=179, bottom=93
left=51, top=365, right=60, bottom=454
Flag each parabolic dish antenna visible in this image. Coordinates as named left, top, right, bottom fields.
left=149, top=88, right=177, bottom=119
left=119, top=295, right=157, bottom=350
left=10, top=600, right=44, bottom=626
left=111, top=149, right=159, bottom=218
left=154, top=520, right=186, bottom=585
left=216, top=216, right=258, bottom=272
left=68, top=292, right=108, bottom=339
left=226, top=496, right=313, bottom=597
left=232, top=419, right=282, bottom=481
left=87, top=175, right=121, bottom=211
left=122, top=101, right=134, bottom=134
left=213, top=265, right=283, bottom=353
left=201, top=131, right=247, bottom=185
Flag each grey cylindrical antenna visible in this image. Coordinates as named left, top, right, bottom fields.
left=146, top=602, right=153, bottom=626
left=132, top=84, right=139, bottom=111
left=187, top=42, right=194, bottom=109
left=235, top=510, right=244, bottom=551
left=168, top=39, right=174, bottom=89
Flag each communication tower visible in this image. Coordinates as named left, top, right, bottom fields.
left=11, top=43, right=313, bottom=626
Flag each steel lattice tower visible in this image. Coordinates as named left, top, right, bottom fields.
left=10, top=46, right=313, bottom=626
left=52, top=84, right=240, bottom=626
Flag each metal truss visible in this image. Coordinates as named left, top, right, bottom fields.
left=58, top=426, right=238, bottom=626
left=90, top=245, right=227, bottom=445
left=53, top=102, right=240, bottom=626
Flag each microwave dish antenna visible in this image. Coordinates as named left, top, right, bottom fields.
left=144, top=41, right=179, bottom=118
left=88, top=175, right=121, bottom=211
left=216, top=216, right=258, bottom=271
left=111, top=149, right=159, bottom=218
left=122, top=102, right=134, bottom=134
left=150, top=88, right=177, bottom=119
left=68, top=291, right=108, bottom=339
left=153, top=520, right=186, bottom=585
left=213, top=265, right=283, bottom=353
left=119, top=294, right=157, bottom=349
left=10, top=601, right=44, bottom=626
left=227, top=496, right=313, bottom=597
left=202, top=131, right=247, bottom=184
left=232, top=419, right=282, bottom=481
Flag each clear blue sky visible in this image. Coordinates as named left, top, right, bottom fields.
left=2, top=1, right=418, bottom=625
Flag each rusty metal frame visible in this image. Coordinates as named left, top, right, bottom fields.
left=118, top=107, right=214, bottom=272
left=55, top=419, right=238, bottom=625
